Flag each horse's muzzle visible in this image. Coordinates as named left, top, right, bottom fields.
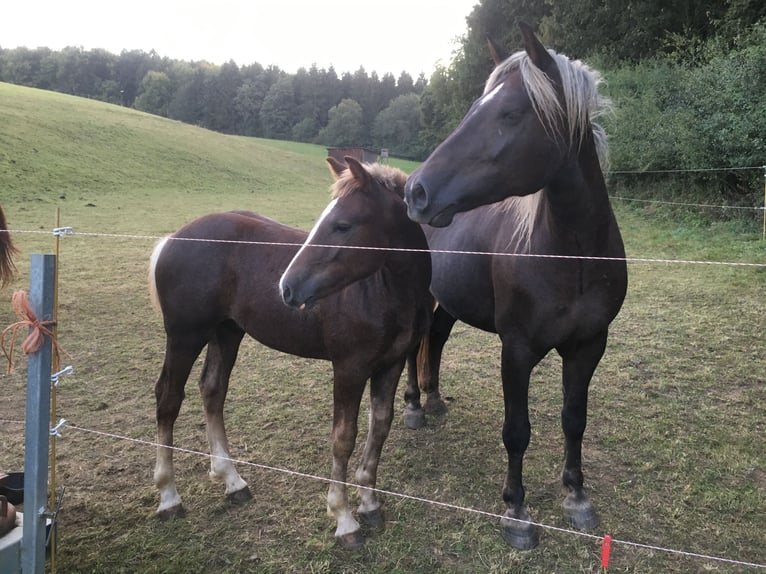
left=404, top=177, right=456, bottom=227
left=280, top=281, right=312, bottom=311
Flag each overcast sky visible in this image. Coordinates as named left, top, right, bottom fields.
left=1, top=1, right=478, bottom=78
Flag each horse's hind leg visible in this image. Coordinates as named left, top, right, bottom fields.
left=402, top=305, right=455, bottom=429
left=199, top=321, right=251, bottom=504
left=558, top=331, right=608, bottom=531
left=356, top=359, right=406, bottom=530
left=402, top=348, right=425, bottom=429
left=155, top=332, right=208, bottom=520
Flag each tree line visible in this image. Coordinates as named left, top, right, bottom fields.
left=1, top=0, right=764, bottom=207
left=0, top=46, right=430, bottom=159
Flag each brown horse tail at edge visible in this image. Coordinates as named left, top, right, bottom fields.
left=416, top=302, right=439, bottom=392
left=0, top=205, right=19, bottom=288
left=148, top=237, right=170, bottom=313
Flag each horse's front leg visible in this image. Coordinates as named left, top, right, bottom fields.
left=558, top=331, right=608, bottom=531
left=327, top=364, right=367, bottom=549
left=200, top=325, right=251, bottom=504
left=355, top=359, right=406, bottom=528
left=499, top=338, right=540, bottom=550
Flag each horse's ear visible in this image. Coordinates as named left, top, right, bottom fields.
left=344, top=156, right=371, bottom=187
left=487, top=36, right=509, bottom=67
left=519, top=22, right=553, bottom=71
left=326, top=157, right=347, bottom=179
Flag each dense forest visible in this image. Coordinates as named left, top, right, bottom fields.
left=2, top=0, right=764, bottom=206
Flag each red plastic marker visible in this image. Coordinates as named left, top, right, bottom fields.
left=601, top=534, right=613, bottom=571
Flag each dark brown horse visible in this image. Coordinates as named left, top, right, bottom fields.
left=0, top=205, right=18, bottom=287
left=403, top=24, right=627, bottom=549
left=149, top=157, right=432, bottom=549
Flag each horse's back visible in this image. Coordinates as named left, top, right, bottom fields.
left=153, top=212, right=329, bottom=354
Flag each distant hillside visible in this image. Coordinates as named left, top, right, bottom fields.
left=0, top=82, right=419, bottom=234
left=0, top=82, right=337, bottom=199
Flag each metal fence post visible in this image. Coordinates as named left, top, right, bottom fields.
left=21, top=254, right=56, bottom=574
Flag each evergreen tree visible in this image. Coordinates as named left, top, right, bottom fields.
left=259, top=75, right=296, bottom=139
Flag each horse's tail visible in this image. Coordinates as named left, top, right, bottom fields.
left=0, top=204, right=19, bottom=288
left=148, top=237, right=169, bottom=313
left=416, top=334, right=430, bottom=391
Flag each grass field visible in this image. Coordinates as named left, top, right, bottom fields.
left=1, top=82, right=764, bottom=573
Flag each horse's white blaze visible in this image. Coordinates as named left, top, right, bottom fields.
left=279, top=198, right=338, bottom=290
left=479, top=82, right=504, bottom=106
left=467, top=82, right=504, bottom=121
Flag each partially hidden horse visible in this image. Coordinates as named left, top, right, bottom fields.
left=402, top=23, right=628, bottom=549
left=149, top=156, right=432, bottom=549
left=0, top=205, right=18, bottom=287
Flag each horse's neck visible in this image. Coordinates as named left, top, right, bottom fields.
left=541, top=140, right=617, bottom=253
left=384, top=221, right=430, bottom=278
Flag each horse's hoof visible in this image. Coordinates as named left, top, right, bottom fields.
left=403, top=406, right=425, bottom=430
left=336, top=530, right=365, bottom=550
left=226, top=486, right=253, bottom=506
left=359, top=508, right=385, bottom=530
left=423, top=393, right=448, bottom=416
left=563, top=494, right=599, bottom=531
left=157, top=504, right=186, bottom=521
left=501, top=524, right=539, bottom=550
left=500, top=510, right=539, bottom=550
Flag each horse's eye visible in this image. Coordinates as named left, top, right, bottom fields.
left=333, top=222, right=352, bottom=234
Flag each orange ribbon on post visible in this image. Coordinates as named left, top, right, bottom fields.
left=1, top=290, right=67, bottom=374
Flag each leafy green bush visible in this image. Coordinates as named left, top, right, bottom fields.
left=603, top=23, right=765, bottom=212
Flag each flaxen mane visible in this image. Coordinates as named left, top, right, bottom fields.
left=487, top=48, right=612, bottom=249
left=332, top=163, right=408, bottom=199
left=485, top=48, right=611, bottom=171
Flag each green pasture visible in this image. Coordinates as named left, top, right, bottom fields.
left=0, top=82, right=764, bottom=573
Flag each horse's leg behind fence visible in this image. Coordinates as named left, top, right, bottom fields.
left=422, top=305, right=456, bottom=415
left=403, top=345, right=425, bottom=429
left=403, top=304, right=456, bottom=429
left=199, top=321, right=251, bottom=504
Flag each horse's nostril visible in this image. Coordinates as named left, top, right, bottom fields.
left=406, top=182, right=429, bottom=211
left=281, top=284, right=292, bottom=305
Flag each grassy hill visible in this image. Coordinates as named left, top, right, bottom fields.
left=0, top=81, right=418, bottom=234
